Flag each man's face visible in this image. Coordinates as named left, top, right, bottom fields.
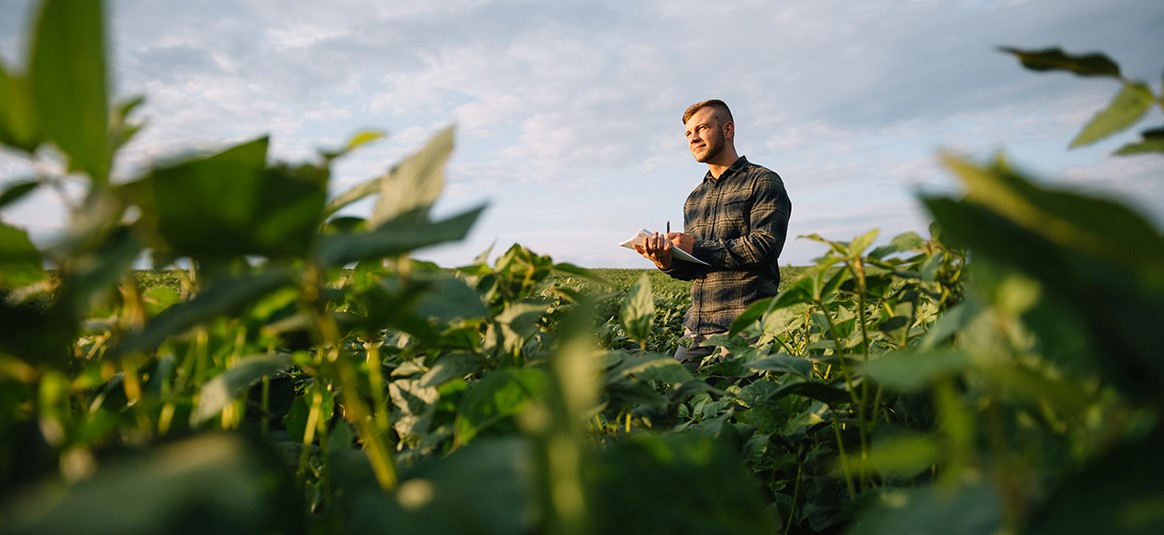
left=684, top=107, right=726, bottom=163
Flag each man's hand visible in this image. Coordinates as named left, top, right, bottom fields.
left=670, top=232, right=694, bottom=254
left=634, top=232, right=691, bottom=270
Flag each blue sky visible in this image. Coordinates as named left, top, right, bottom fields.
left=2, top=0, right=1162, bottom=268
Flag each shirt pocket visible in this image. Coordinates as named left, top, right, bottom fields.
left=717, top=198, right=751, bottom=239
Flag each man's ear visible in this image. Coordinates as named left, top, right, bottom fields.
left=723, top=120, right=735, bottom=141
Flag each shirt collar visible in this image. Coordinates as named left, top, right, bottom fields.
left=704, top=155, right=749, bottom=183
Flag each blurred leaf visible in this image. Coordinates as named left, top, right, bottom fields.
left=455, top=368, right=545, bottom=445
left=1115, top=127, right=1164, bottom=156
left=843, top=432, right=940, bottom=479
left=850, top=483, right=1002, bottom=535
left=999, top=47, right=1121, bottom=78
left=284, top=385, right=334, bottom=443
left=0, top=65, right=42, bottom=152
left=862, top=350, right=970, bottom=392
left=620, top=273, right=655, bottom=344
left=371, top=126, right=454, bottom=226
left=924, top=163, right=1164, bottom=402
left=0, top=434, right=303, bottom=535
left=115, top=270, right=295, bottom=355
left=147, top=138, right=327, bottom=257
left=0, top=222, right=45, bottom=287
left=587, top=433, right=778, bottom=535
left=30, top=0, right=109, bottom=184
left=317, top=204, right=484, bottom=267
left=190, top=354, right=292, bottom=426
left=0, top=179, right=39, bottom=210
left=0, top=299, right=72, bottom=366
left=338, top=438, right=532, bottom=535
left=940, top=154, right=1164, bottom=269
left=55, top=226, right=140, bottom=317
left=1070, top=82, right=1155, bottom=148
left=1028, top=426, right=1164, bottom=535
left=412, top=273, right=487, bottom=321
left=324, top=176, right=380, bottom=219
left=320, top=128, right=385, bottom=161
left=108, top=95, right=145, bottom=153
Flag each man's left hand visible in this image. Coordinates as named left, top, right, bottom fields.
left=634, top=232, right=673, bottom=270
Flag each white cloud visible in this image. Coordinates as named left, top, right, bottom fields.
left=2, top=0, right=1161, bottom=269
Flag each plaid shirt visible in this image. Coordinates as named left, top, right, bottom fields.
left=663, top=156, right=792, bottom=334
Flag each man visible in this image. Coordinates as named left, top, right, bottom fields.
left=634, top=99, right=792, bottom=366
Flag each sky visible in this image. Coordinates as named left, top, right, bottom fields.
left=2, top=0, right=1163, bottom=269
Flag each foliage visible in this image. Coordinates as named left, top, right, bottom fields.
left=0, top=3, right=1161, bottom=534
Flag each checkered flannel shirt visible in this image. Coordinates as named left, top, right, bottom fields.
left=663, top=156, right=792, bottom=334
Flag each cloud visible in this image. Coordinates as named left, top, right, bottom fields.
left=2, top=0, right=1161, bottom=269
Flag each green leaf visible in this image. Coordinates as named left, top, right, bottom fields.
left=109, top=95, right=146, bottom=153
left=412, top=273, right=487, bottom=321
left=0, top=64, right=43, bottom=152
left=999, top=47, right=1121, bottom=78
left=923, top=196, right=1164, bottom=402
left=771, top=273, right=813, bottom=308
left=729, top=297, right=773, bottom=336
left=870, top=231, right=925, bottom=259
left=30, top=0, right=110, bottom=184
left=190, top=354, right=292, bottom=426
left=321, top=128, right=386, bottom=161
left=0, top=221, right=45, bottom=287
left=1028, top=427, right=1164, bottom=535
left=747, top=353, right=812, bottom=378
left=620, top=273, right=655, bottom=344
left=0, top=434, right=301, bottom=535
left=54, top=225, right=140, bottom=318
left=115, top=270, right=295, bottom=355
left=850, top=483, right=1003, bottom=535
left=862, top=349, right=971, bottom=391
left=848, top=228, right=880, bottom=258
left=371, top=126, right=455, bottom=226
left=455, top=368, right=546, bottom=445
left=1114, top=127, right=1164, bottom=156
left=607, top=352, right=694, bottom=385
left=146, top=138, right=328, bottom=258
left=588, top=433, right=778, bottom=535
left=419, top=353, right=481, bottom=388
left=842, top=432, right=940, bottom=479
left=770, top=381, right=851, bottom=405
left=337, top=438, right=533, bottom=534
left=940, top=154, right=1164, bottom=269
left=0, top=179, right=39, bottom=210
left=1070, top=82, right=1155, bottom=148
left=317, top=204, right=485, bottom=267
left=0, top=296, right=73, bottom=366
left=324, top=175, right=381, bottom=218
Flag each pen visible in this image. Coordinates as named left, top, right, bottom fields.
left=666, top=220, right=670, bottom=234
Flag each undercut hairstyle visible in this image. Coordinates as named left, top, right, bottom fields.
left=682, top=99, right=734, bottom=125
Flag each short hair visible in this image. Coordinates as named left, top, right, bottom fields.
left=682, top=99, right=734, bottom=125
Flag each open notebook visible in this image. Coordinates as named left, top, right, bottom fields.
left=619, top=228, right=710, bottom=266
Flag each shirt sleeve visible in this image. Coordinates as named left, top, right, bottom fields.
left=692, top=173, right=791, bottom=268
left=661, top=258, right=705, bottom=280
